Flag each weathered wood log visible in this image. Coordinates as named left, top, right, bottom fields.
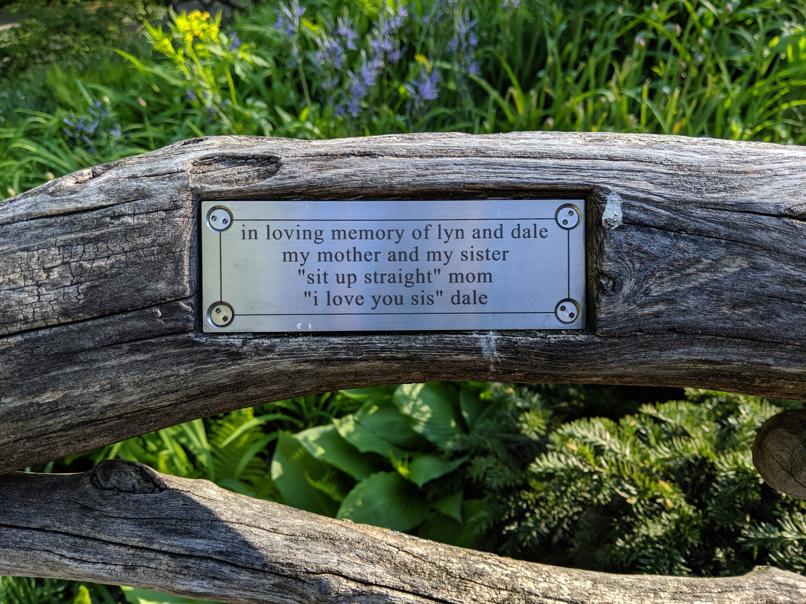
left=1, top=460, right=804, bottom=603
left=1, top=133, right=804, bottom=473
left=753, top=409, right=806, bottom=499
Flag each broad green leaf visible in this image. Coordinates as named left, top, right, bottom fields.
left=334, top=413, right=402, bottom=458
left=271, top=432, right=348, bottom=516
left=462, top=499, right=489, bottom=528
left=296, top=424, right=383, bottom=480
left=335, top=399, right=426, bottom=458
left=394, top=383, right=464, bottom=446
left=417, top=514, right=469, bottom=547
left=433, top=491, right=464, bottom=522
left=337, top=386, right=394, bottom=402
left=459, top=386, right=487, bottom=429
left=418, top=500, right=488, bottom=548
left=408, top=454, right=467, bottom=487
left=121, top=585, right=216, bottom=603
left=337, top=472, right=430, bottom=532
left=358, top=400, right=427, bottom=448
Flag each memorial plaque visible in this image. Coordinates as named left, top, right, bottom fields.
left=201, top=199, right=586, bottom=332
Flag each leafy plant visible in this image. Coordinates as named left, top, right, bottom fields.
left=271, top=382, right=541, bottom=547
left=3, top=0, right=804, bottom=199
left=0, top=0, right=162, bottom=78
left=492, top=389, right=806, bottom=576
left=0, top=577, right=120, bottom=604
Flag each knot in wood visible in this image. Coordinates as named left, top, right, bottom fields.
left=601, top=191, right=623, bottom=230
left=89, top=460, right=166, bottom=494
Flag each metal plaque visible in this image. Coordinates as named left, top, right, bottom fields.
left=201, top=199, right=586, bottom=332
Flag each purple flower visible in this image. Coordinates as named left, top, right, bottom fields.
left=321, top=75, right=338, bottom=91
left=448, top=12, right=480, bottom=80
left=315, top=36, right=345, bottom=70
left=275, top=0, right=305, bottom=37
left=228, top=32, right=242, bottom=51
left=407, top=68, right=441, bottom=104
left=360, top=59, right=380, bottom=87
left=346, top=95, right=361, bottom=117
left=333, top=7, right=408, bottom=119
left=451, top=15, right=478, bottom=53
left=339, top=55, right=383, bottom=117
left=367, top=6, right=408, bottom=67
left=337, top=16, right=357, bottom=51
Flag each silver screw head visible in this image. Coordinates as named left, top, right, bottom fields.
left=208, top=302, right=234, bottom=328
left=555, top=298, right=580, bottom=324
left=555, top=204, right=580, bottom=230
left=206, top=206, right=233, bottom=232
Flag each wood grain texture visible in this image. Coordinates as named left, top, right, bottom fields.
left=2, top=460, right=805, bottom=604
left=1, top=132, right=804, bottom=472
left=753, top=409, right=806, bottom=498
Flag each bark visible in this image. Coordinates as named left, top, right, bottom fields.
left=754, top=409, right=806, bottom=499
left=1, top=133, right=804, bottom=473
left=1, top=460, right=804, bottom=604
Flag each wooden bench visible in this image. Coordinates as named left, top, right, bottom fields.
left=1, top=132, right=804, bottom=602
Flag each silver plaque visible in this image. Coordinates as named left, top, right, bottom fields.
left=201, top=199, right=586, bottom=332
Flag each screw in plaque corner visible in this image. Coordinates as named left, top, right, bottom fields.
left=206, top=206, right=233, bottom=232
left=555, top=204, right=580, bottom=229
left=554, top=298, right=580, bottom=324
left=208, top=301, right=235, bottom=328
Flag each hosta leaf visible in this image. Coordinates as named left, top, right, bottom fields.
left=122, top=585, right=216, bottom=603
left=433, top=491, right=464, bottom=522
left=358, top=399, right=427, bottom=448
left=334, top=413, right=402, bottom=458
left=296, top=424, right=383, bottom=480
left=335, top=399, right=426, bottom=457
left=337, top=386, right=395, bottom=402
left=408, top=454, right=467, bottom=487
left=418, top=499, right=488, bottom=548
left=459, top=386, right=488, bottom=429
left=394, top=382, right=464, bottom=446
left=337, top=472, right=430, bottom=532
left=271, top=432, right=348, bottom=516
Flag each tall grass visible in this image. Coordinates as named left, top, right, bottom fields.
left=1, top=0, right=804, bottom=199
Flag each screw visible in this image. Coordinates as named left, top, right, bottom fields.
left=208, top=301, right=234, bottom=328
left=555, top=298, right=580, bottom=324
left=555, top=204, right=580, bottom=230
left=207, top=206, right=233, bottom=232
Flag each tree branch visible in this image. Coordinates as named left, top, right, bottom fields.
left=1, top=461, right=804, bottom=603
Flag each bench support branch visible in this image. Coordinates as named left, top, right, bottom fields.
left=1, top=460, right=805, bottom=603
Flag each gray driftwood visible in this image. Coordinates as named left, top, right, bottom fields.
left=754, top=409, right=806, bottom=499
left=0, top=459, right=804, bottom=604
left=0, top=133, right=805, bottom=475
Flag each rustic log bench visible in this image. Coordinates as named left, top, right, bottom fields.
left=1, top=132, right=805, bottom=602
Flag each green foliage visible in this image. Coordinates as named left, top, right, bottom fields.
left=0, top=576, right=120, bottom=604
left=270, top=382, right=538, bottom=548
left=0, top=0, right=162, bottom=78
left=2, top=0, right=805, bottom=198
left=120, top=585, right=219, bottom=604
left=491, top=389, right=806, bottom=576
